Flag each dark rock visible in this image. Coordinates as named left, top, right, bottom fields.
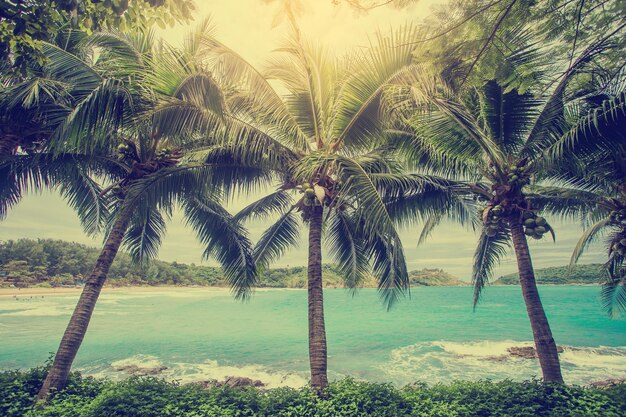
left=114, top=364, right=168, bottom=376
left=196, top=376, right=266, bottom=389
left=590, top=379, right=626, bottom=388
left=507, top=346, right=564, bottom=359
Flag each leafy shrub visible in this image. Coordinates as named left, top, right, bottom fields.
left=1, top=370, right=625, bottom=417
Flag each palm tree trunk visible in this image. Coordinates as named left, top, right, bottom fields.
left=37, top=208, right=133, bottom=401
left=308, top=205, right=328, bottom=394
left=510, top=220, right=564, bottom=383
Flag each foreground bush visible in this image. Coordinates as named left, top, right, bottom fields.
left=1, top=368, right=624, bottom=416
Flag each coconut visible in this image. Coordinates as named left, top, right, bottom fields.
left=305, top=189, right=315, bottom=197
left=522, top=211, right=534, bottom=220
left=534, top=217, right=547, bottom=226
left=524, top=218, right=536, bottom=227
left=302, top=182, right=311, bottom=190
left=486, top=228, right=497, bottom=237
left=532, top=234, right=543, bottom=240
left=535, top=226, right=547, bottom=234
left=524, top=228, right=535, bottom=236
left=303, top=198, right=312, bottom=206
left=620, top=239, right=626, bottom=246
left=510, top=175, right=519, bottom=182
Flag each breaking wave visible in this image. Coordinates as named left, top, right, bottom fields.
left=381, top=340, right=626, bottom=386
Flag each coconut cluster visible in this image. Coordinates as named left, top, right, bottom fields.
left=523, top=212, right=551, bottom=240
left=507, top=164, right=530, bottom=186
left=612, top=238, right=626, bottom=256
left=116, top=142, right=135, bottom=161
left=300, top=182, right=322, bottom=207
left=156, top=148, right=174, bottom=161
left=484, top=205, right=504, bottom=237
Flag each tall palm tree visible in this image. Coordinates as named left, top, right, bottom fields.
left=18, top=25, right=259, bottom=401
left=546, top=88, right=626, bottom=317
left=385, top=27, right=624, bottom=382
left=189, top=23, right=432, bottom=393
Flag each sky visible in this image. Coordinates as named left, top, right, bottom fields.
left=0, top=0, right=606, bottom=281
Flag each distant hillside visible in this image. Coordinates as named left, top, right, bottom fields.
left=494, top=264, right=608, bottom=285
left=409, top=268, right=467, bottom=286
left=0, top=239, right=463, bottom=288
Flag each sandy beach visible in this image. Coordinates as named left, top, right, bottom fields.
left=0, top=286, right=234, bottom=298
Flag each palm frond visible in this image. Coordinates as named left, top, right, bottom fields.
left=327, top=210, right=369, bottom=291
left=367, top=231, right=409, bottom=310
left=479, top=79, right=540, bottom=154
left=472, top=226, right=511, bottom=307
left=569, top=217, right=611, bottom=268
left=123, top=204, right=168, bottom=264
left=234, top=190, right=293, bottom=223
left=547, top=91, right=626, bottom=160
left=252, top=207, right=300, bottom=270
left=417, top=214, right=443, bottom=247
left=183, top=194, right=257, bottom=300
left=333, top=25, right=421, bottom=150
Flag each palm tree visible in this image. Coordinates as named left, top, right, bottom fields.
left=385, top=26, right=625, bottom=382
left=546, top=88, right=626, bottom=317
left=20, top=25, right=259, bottom=401
left=191, top=23, right=431, bottom=393
left=0, top=30, right=120, bottom=228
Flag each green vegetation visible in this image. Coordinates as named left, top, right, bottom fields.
left=495, top=264, right=610, bottom=286
left=1, top=0, right=625, bottom=402
left=1, top=368, right=625, bottom=417
left=0, top=239, right=464, bottom=289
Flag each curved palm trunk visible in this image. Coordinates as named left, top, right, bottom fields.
left=37, top=208, right=132, bottom=401
left=510, top=220, right=564, bottom=383
left=308, top=205, right=328, bottom=394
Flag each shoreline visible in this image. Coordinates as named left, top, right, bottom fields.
left=0, top=283, right=599, bottom=297
left=0, top=286, right=235, bottom=297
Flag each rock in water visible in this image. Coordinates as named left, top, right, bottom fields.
left=114, top=364, right=168, bottom=376
left=590, top=379, right=626, bottom=388
left=196, top=376, right=266, bottom=389
left=507, top=346, right=564, bottom=359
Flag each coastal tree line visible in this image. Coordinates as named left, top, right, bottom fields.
left=1, top=0, right=625, bottom=402
left=0, top=238, right=464, bottom=287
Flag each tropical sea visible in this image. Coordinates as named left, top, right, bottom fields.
left=0, top=286, right=624, bottom=388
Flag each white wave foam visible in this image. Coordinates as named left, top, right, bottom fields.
left=382, top=341, right=626, bottom=386
left=83, top=354, right=307, bottom=389
left=433, top=340, right=534, bottom=357
left=169, top=360, right=307, bottom=388
left=111, top=354, right=165, bottom=370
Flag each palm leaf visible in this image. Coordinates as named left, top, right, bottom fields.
left=472, top=226, right=511, bottom=307
left=123, top=204, right=168, bottom=264
left=183, top=194, right=257, bottom=300
left=569, top=217, right=611, bottom=268
left=327, top=210, right=369, bottom=291
left=252, top=207, right=300, bottom=270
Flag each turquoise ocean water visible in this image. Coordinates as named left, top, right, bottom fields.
left=0, top=287, right=624, bottom=387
